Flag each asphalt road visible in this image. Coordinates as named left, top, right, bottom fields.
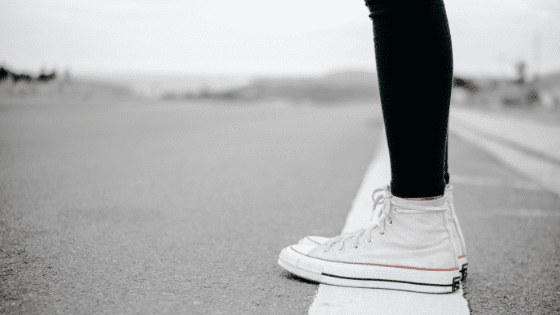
left=1, top=100, right=559, bottom=314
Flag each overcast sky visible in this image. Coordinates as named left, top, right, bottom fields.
left=1, top=0, right=559, bottom=78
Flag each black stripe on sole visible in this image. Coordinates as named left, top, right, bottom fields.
left=322, top=273, right=460, bottom=288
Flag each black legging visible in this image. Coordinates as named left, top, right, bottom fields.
left=366, top=0, right=453, bottom=198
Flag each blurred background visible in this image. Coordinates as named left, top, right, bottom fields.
left=1, top=0, right=559, bottom=113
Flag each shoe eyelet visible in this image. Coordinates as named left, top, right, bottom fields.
left=366, top=238, right=373, bottom=244
left=337, top=247, right=345, bottom=252
left=379, top=230, right=386, bottom=236
left=352, top=245, right=359, bottom=249
left=388, top=219, right=394, bottom=225
left=322, top=249, right=327, bottom=253
left=392, top=208, right=398, bottom=214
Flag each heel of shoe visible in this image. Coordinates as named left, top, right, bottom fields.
left=452, top=276, right=461, bottom=292
left=460, top=263, right=468, bottom=281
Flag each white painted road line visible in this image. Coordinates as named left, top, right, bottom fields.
left=474, top=208, right=560, bottom=218
left=451, top=124, right=560, bottom=197
left=308, top=131, right=470, bottom=315
left=450, top=174, right=542, bottom=191
left=451, top=108, right=560, bottom=163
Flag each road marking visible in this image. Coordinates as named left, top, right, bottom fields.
left=450, top=174, right=542, bottom=191
left=308, top=131, right=470, bottom=315
left=451, top=108, right=560, bottom=163
left=475, top=208, right=560, bottom=218
left=451, top=124, right=560, bottom=197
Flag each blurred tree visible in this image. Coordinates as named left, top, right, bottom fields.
left=452, top=76, right=478, bottom=92
left=38, top=69, right=57, bottom=82
left=11, top=72, right=33, bottom=84
left=0, top=66, right=10, bottom=82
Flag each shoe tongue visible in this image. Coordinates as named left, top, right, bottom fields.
left=392, top=195, right=447, bottom=208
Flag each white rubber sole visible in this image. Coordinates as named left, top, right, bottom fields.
left=299, top=236, right=469, bottom=282
left=279, top=245, right=461, bottom=294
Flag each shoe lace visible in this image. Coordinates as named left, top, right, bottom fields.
left=323, top=185, right=448, bottom=252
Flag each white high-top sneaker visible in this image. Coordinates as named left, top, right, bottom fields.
left=297, top=184, right=468, bottom=281
left=279, top=188, right=462, bottom=294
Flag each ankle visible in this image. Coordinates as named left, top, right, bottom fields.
left=390, top=184, right=446, bottom=201
left=405, top=195, right=443, bottom=201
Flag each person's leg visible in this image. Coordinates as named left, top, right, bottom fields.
left=368, top=0, right=453, bottom=198
left=279, top=0, right=467, bottom=292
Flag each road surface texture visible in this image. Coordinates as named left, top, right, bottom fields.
left=1, top=99, right=559, bottom=314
